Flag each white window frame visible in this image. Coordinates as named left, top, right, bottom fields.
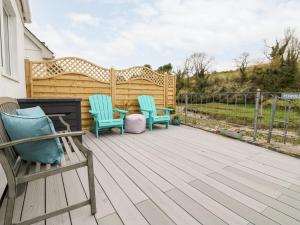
left=0, top=0, right=18, bottom=81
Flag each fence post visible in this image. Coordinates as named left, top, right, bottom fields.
left=173, top=76, right=176, bottom=108
left=110, top=68, right=116, bottom=108
left=24, top=59, right=32, bottom=97
left=185, top=94, right=188, bottom=124
left=283, top=101, right=291, bottom=144
left=164, top=73, right=168, bottom=108
left=267, top=95, right=277, bottom=143
left=253, top=89, right=261, bottom=142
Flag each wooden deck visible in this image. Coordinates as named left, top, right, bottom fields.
left=1, top=125, right=300, bottom=225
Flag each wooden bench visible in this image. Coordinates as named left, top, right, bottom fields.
left=0, top=97, right=96, bottom=225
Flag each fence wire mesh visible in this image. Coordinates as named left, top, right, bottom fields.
left=176, top=91, right=300, bottom=148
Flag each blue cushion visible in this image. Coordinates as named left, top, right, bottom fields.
left=1, top=113, right=63, bottom=164
left=16, top=106, right=46, bottom=117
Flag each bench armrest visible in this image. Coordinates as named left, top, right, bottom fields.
left=0, top=131, right=85, bottom=150
left=47, top=114, right=71, bottom=131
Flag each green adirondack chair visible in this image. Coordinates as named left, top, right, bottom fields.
left=89, top=94, right=127, bottom=138
left=138, top=95, right=173, bottom=130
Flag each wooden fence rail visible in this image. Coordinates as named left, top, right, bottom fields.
left=25, top=57, right=176, bottom=130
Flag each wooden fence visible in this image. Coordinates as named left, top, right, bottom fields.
left=25, top=57, right=176, bottom=129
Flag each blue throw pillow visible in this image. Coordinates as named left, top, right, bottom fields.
left=1, top=113, right=63, bottom=164
left=16, top=106, right=46, bottom=117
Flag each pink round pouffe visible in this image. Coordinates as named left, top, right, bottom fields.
left=125, top=114, right=146, bottom=134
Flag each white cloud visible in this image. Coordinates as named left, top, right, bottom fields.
left=29, top=0, right=300, bottom=71
left=67, top=13, right=100, bottom=27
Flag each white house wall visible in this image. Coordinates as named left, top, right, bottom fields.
left=0, top=0, right=26, bottom=98
left=24, top=33, right=44, bottom=60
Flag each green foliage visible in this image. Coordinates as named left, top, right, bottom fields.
left=157, top=63, right=172, bottom=74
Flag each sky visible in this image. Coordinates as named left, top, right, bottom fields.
left=27, top=0, right=300, bottom=72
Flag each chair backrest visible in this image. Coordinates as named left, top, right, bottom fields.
left=138, top=95, right=157, bottom=118
left=89, top=94, right=113, bottom=120
left=0, top=97, right=19, bottom=173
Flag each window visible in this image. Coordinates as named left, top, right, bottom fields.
left=0, top=0, right=16, bottom=78
left=2, top=7, right=10, bottom=75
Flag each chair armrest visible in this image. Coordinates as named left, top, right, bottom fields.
left=47, top=114, right=71, bottom=131
left=113, top=109, right=128, bottom=114
left=140, top=108, right=153, bottom=113
left=113, top=109, right=127, bottom=119
left=157, top=108, right=174, bottom=111
left=0, top=131, right=85, bottom=150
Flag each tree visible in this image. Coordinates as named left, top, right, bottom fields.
left=184, top=52, right=213, bottom=92
left=256, top=28, right=300, bottom=91
left=234, top=52, right=250, bottom=84
left=144, top=64, right=152, bottom=69
left=157, top=63, right=173, bottom=74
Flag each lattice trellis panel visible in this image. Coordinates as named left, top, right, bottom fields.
left=168, top=76, right=175, bottom=88
left=115, top=67, right=164, bottom=86
left=31, top=57, right=110, bottom=83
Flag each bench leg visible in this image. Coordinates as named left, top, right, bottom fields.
left=4, top=196, right=15, bottom=225
left=166, top=122, right=169, bottom=129
left=87, top=152, right=97, bottom=215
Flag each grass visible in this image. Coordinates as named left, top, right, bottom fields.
left=187, top=103, right=300, bottom=129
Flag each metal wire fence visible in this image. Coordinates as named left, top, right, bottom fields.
left=176, top=90, right=300, bottom=147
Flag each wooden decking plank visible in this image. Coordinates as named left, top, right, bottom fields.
left=115, top=135, right=196, bottom=183
left=97, top=212, right=124, bottom=225
left=166, top=188, right=227, bottom=225
left=190, top=179, right=279, bottom=225
left=76, top=166, right=116, bottom=219
left=136, top=200, right=176, bottom=225
left=45, top=173, right=71, bottom=225
left=83, top=136, right=150, bottom=225
left=209, top=172, right=300, bottom=222
left=61, top=170, right=97, bottom=225
left=87, top=134, right=201, bottom=225
left=98, top=134, right=248, bottom=225
left=224, top=166, right=300, bottom=200
left=83, top=135, right=148, bottom=204
left=262, top=207, right=300, bottom=225
left=112, top=134, right=267, bottom=212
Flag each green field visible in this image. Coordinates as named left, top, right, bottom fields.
left=187, top=103, right=300, bottom=129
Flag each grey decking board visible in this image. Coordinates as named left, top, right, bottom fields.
left=45, top=174, right=71, bottom=225
left=190, top=179, right=279, bottom=225
left=166, top=188, right=226, bottom=225
left=83, top=136, right=148, bottom=204
left=61, top=170, right=98, bottom=225
left=136, top=200, right=176, bottom=225
left=262, top=207, right=300, bottom=225
left=209, top=172, right=300, bottom=222
left=99, top=134, right=248, bottom=225
left=76, top=166, right=116, bottom=220
left=224, top=166, right=300, bottom=200
left=88, top=134, right=201, bottom=225
left=277, top=195, right=300, bottom=210
left=97, top=212, right=124, bottom=225
left=100, top=135, right=175, bottom=193
left=119, top=133, right=267, bottom=213
left=290, top=184, right=300, bottom=193
left=112, top=134, right=196, bottom=183
left=83, top=136, right=150, bottom=225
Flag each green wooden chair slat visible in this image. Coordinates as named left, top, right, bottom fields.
left=89, top=94, right=127, bottom=138
left=138, top=95, right=173, bottom=130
